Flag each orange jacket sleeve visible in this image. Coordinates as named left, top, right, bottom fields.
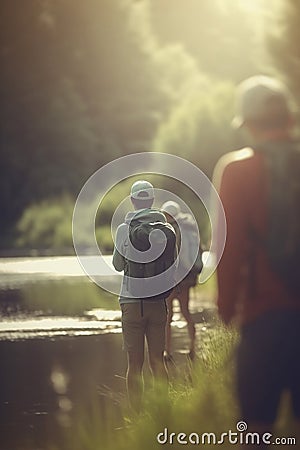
left=214, top=152, right=251, bottom=324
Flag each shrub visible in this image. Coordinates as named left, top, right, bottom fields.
left=153, top=81, right=236, bottom=177
left=15, top=195, right=74, bottom=250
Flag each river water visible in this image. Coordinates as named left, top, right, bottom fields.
left=0, top=256, right=215, bottom=450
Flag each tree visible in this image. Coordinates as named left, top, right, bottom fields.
left=0, top=0, right=172, bottom=240
left=268, top=0, right=300, bottom=105
left=0, top=1, right=100, bottom=234
left=148, top=0, right=266, bottom=82
left=153, top=81, right=236, bottom=178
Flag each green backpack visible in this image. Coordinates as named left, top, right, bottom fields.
left=257, top=141, right=300, bottom=296
left=125, top=212, right=177, bottom=300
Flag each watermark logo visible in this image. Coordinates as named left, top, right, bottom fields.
left=72, top=152, right=226, bottom=296
left=236, top=421, right=247, bottom=432
left=156, top=422, right=297, bottom=446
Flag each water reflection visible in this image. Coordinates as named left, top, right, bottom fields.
left=0, top=259, right=125, bottom=449
left=0, top=255, right=116, bottom=278
left=0, top=314, right=122, bottom=341
left=0, top=334, right=126, bottom=450
left=0, top=256, right=216, bottom=449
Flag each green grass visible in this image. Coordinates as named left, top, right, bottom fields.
left=47, top=326, right=235, bottom=450
left=47, top=324, right=300, bottom=450
left=49, top=323, right=300, bottom=450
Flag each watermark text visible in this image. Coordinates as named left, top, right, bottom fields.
left=156, top=422, right=296, bottom=446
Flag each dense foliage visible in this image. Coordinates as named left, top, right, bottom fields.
left=268, top=0, right=300, bottom=106
left=0, top=0, right=171, bottom=239
left=0, top=0, right=290, bottom=250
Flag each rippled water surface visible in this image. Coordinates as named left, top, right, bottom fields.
left=0, top=256, right=215, bottom=450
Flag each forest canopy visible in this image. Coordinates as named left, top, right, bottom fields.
left=0, top=0, right=297, bottom=250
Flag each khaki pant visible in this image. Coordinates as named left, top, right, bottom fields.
left=121, top=301, right=167, bottom=357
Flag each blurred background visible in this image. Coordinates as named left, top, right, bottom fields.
left=2, top=2, right=300, bottom=449
left=1, top=0, right=298, bottom=254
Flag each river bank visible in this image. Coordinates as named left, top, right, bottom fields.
left=0, top=255, right=217, bottom=450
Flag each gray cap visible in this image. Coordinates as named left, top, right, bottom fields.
left=232, top=75, right=292, bottom=128
left=161, top=201, right=181, bottom=218
left=130, top=180, right=154, bottom=199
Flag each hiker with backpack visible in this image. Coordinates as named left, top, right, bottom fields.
left=112, top=180, right=177, bottom=413
left=214, top=76, right=300, bottom=445
left=161, top=201, right=203, bottom=362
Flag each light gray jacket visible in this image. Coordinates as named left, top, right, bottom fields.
left=112, top=208, right=167, bottom=303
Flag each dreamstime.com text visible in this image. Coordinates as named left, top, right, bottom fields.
left=156, top=422, right=297, bottom=446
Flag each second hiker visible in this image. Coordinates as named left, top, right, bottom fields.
left=161, top=201, right=203, bottom=362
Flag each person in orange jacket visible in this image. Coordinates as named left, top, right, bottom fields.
left=214, top=76, right=300, bottom=445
